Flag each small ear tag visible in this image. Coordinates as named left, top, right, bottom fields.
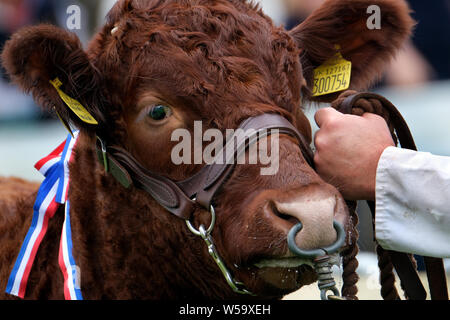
left=49, top=78, right=98, bottom=125
left=312, top=52, right=352, bottom=97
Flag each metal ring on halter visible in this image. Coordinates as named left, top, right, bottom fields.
left=287, top=220, right=346, bottom=258
left=186, top=203, right=216, bottom=237
left=185, top=205, right=254, bottom=296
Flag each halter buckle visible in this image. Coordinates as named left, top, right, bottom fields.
left=96, top=136, right=109, bottom=173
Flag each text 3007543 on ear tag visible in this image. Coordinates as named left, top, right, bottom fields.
left=49, top=78, right=98, bottom=125
left=312, top=53, right=352, bottom=97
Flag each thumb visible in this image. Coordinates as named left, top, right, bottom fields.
left=314, top=107, right=341, bottom=128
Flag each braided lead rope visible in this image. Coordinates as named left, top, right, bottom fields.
left=331, top=90, right=401, bottom=300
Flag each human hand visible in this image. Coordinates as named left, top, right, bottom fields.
left=313, top=107, right=395, bottom=201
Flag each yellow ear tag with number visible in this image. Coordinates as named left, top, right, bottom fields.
left=312, top=52, right=352, bottom=97
left=49, top=78, right=98, bottom=125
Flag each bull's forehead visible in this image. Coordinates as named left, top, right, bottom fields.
left=91, top=0, right=303, bottom=120
left=106, top=0, right=277, bottom=51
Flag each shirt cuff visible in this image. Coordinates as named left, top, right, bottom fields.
left=374, top=146, right=450, bottom=257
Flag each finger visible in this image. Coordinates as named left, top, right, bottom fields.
left=313, top=153, right=329, bottom=183
left=313, top=129, right=324, bottom=152
left=313, top=151, right=321, bottom=168
left=361, top=112, right=386, bottom=123
left=314, top=107, right=341, bottom=128
left=361, top=112, right=392, bottom=131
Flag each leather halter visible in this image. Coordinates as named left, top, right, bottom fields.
left=93, top=113, right=315, bottom=296
left=96, top=113, right=314, bottom=221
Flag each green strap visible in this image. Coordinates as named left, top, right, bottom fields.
left=95, top=144, right=133, bottom=189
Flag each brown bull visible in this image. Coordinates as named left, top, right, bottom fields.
left=0, top=0, right=413, bottom=299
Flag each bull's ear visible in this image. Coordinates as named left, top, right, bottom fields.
left=290, top=0, right=415, bottom=101
left=1, top=24, right=106, bottom=132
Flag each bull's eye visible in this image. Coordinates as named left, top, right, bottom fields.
left=148, top=105, right=172, bottom=121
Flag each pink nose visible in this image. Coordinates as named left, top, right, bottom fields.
left=274, top=196, right=338, bottom=251
left=254, top=184, right=348, bottom=254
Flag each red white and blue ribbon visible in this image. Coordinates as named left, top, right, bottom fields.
left=59, top=200, right=83, bottom=300
left=6, top=131, right=83, bottom=300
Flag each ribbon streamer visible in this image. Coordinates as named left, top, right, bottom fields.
left=6, top=132, right=83, bottom=300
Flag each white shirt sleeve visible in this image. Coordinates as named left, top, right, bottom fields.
left=375, top=146, right=450, bottom=258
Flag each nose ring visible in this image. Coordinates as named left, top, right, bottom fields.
left=287, top=220, right=346, bottom=258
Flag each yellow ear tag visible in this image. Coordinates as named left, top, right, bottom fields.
left=312, top=52, right=352, bottom=97
left=49, top=78, right=98, bottom=125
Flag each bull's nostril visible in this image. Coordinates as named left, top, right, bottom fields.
left=268, top=201, right=298, bottom=225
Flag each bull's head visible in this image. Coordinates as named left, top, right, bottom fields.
left=2, top=0, right=413, bottom=299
